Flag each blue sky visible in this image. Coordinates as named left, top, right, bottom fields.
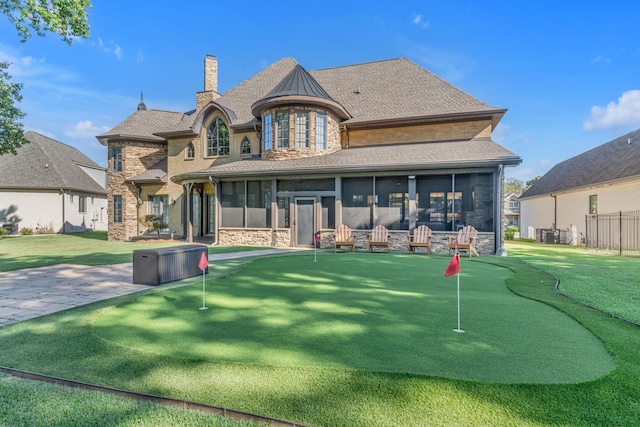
left=1, top=1, right=639, bottom=182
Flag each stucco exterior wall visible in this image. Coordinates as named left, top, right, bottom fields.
left=0, top=190, right=107, bottom=234
left=520, top=177, right=640, bottom=240
left=345, top=120, right=493, bottom=147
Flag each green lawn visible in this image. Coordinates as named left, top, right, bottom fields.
left=506, top=240, right=640, bottom=323
left=94, top=254, right=613, bottom=384
left=1, top=238, right=640, bottom=426
left=0, top=231, right=266, bottom=272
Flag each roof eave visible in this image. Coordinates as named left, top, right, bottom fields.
left=251, top=95, right=351, bottom=120
left=96, top=134, right=166, bottom=146
left=171, top=156, right=521, bottom=183
left=342, top=109, right=507, bottom=130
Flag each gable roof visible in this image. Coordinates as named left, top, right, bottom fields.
left=99, top=57, right=505, bottom=140
left=0, top=131, right=107, bottom=195
left=126, top=158, right=167, bottom=184
left=520, top=128, right=640, bottom=199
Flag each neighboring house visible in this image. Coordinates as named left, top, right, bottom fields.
left=519, top=128, right=640, bottom=242
left=0, top=131, right=108, bottom=234
left=503, top=192, right=520, bottom=227
left=97, top=55, right=521, bottom=253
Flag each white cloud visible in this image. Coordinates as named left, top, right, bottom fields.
left=64, top=120, right=111, bottom=139
left=591, top=55, right=611, bottom=65
left=412, top=13, right=429, bottom=29
left=583, top=90, right=640, bottom=131
left=93, top=37, right=123, bottom=60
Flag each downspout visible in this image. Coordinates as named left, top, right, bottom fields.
left=208, top=176, right=218, bottom=245
left=551, top=193, right=557, bottom=229
left=136, top=186, right=142, bottom=237
left=60, top=189, right=65, bottom=234
left=495, top=164, right=505, bottom=255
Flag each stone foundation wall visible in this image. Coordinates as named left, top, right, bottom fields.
left=317, top=230, right=496, bottom=254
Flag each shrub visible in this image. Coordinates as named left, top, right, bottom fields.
left=138, top=215, right=168, bottom=238
left=0, top=227, right=7, bottom=238
left=504, top=225, right=519, bottom=240
left=20, top=227, right=33, bottom=236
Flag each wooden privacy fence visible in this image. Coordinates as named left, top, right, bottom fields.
left=585, top=210, right=640, bottom=257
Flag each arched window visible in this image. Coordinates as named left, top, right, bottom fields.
left=206, top=117, right=229, bottom=156
left=241, top=137, right=251, bottom=155
left=185, top=142, right=195, bottom=159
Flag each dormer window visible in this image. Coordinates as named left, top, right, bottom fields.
left=241, top=137, right=251, bottom=155
left=206, top=117, right=229, bottom=157
left=185, top=142, right=195, bottom=159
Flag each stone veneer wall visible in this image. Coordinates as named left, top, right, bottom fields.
left=219, top=228, right=496, bottom=254
left=262, top=107, right=341, bottom=161
left=107, top=141, right=167, bottom=241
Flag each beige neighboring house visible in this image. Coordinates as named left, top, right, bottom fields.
left=0, top=131, right=108, bottom=234
left=503, top=192, right=520, bottom=227
left=519, top=128, right=640, bottom=243
left=98, top=55, right=522, bottom=253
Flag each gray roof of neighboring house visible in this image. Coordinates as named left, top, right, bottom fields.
left=0, top=131, right=107, bottom=195
left=173, top=138, right=520, bottom=181
left=98, top=57, right=505, bottom=140
left=520, top=128, right=640, bottom=199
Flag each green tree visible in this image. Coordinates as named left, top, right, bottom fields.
left=0, top=0, right=92, bottom=155
left=526, top=176, right=542, bottom=189
left=0, top=62, right=28, bottom=155
left=504, top=177, right=525, bottom=195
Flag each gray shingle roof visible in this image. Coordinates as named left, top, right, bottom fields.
left=100, top=57, right=504, bottom=138
left=0, top=131, right=107, bottom=194
left=520, top=128, right=640, bottom=199
left=173, top=138, right=520, bottom=181
left=97, top=108, right=195, bottom=143
left=311, top=58, right=503, bottom=124
left=126, top=158, right=167, bottom=183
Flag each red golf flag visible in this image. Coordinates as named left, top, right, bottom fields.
left=198, top=252, right=209, bottom=271
left=444, top=253, right=461, bottom=277
left=314, top=232, right=320, bottom=242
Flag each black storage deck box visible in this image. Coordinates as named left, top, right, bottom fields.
left=133, top=244, right=208, bottom=285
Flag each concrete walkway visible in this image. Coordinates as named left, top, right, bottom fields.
left=0, top=249, right=298, bottom=327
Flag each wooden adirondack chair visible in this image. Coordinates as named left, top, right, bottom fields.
left=333, top=224, right=355, bottom=253
left=407, top=225, right=432, bottom=254
left=367, top=225, right=389, bottom=252
left=448, top=225, right=479, bottom=257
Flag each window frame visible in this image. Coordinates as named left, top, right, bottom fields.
left=276, top=111, right=289, bottom=148
left=113, top=195, right=122, bottom=223
left=185, top=142, right=195, bottom=159
left=78, top=195, right=86, bottom=213
left=240, top=137, right=251, bottom=155
left=295, top=110, right=309, bottom=148
left=206, top=117, right=230, bottom=157
left=589, top=194, right=598, bottom=214
left=263, top=113, right=272, bottom=151
left=112, top=146, right=122, bottom=172
left=316, top=113, right=327, bottom=150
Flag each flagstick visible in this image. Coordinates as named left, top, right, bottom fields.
left=199, top=269, right=208, bottom=310
left=453, top=272, right=464, bottom=332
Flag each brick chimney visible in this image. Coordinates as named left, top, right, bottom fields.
left=197, top=54, right=220, bottom=110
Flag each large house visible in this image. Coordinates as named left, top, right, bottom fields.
left=97, top=56, right=521, bottom=253
left=519, top=128, right=640, bottom=242
left=0, top=131, right=108, bottom=234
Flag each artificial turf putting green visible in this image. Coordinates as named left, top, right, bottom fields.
left=93, top=253, right=614, bottom=384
